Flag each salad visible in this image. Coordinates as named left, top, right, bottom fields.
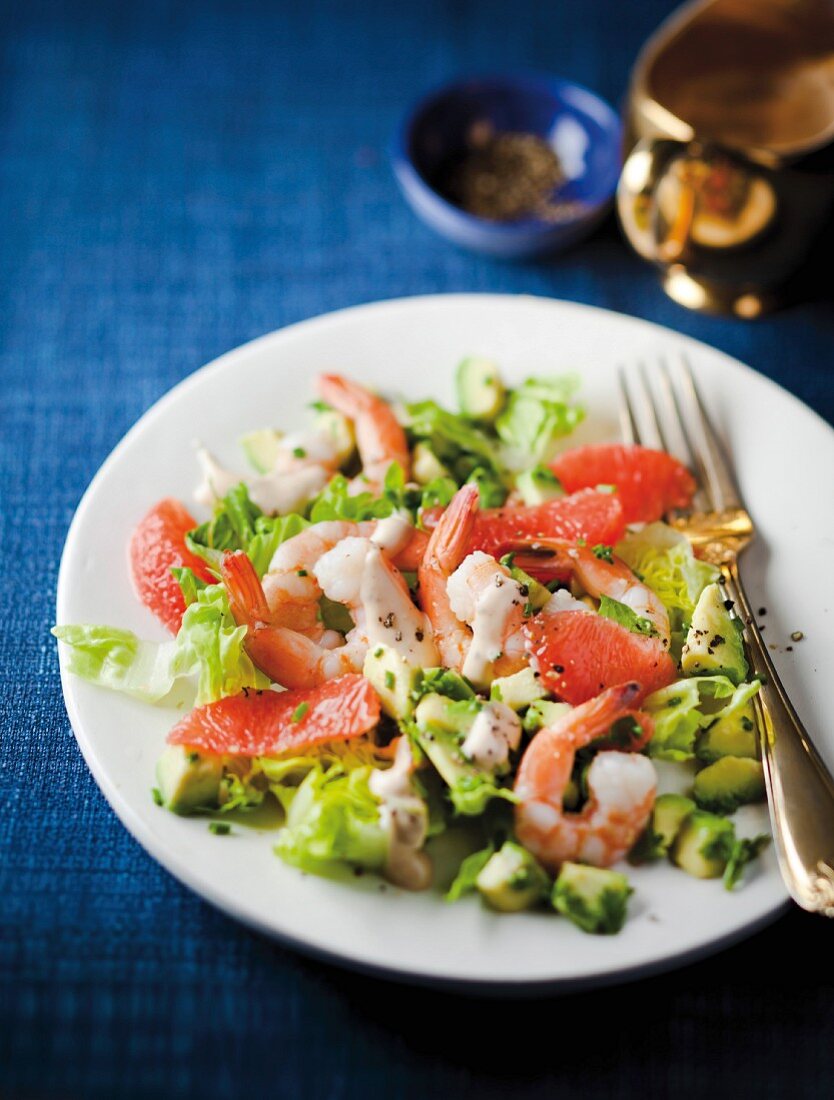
left=54, top=358, right=769, bottom=935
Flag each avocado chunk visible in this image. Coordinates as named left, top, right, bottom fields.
left=490, top=666, right=548, bottom=710
left=522, top=699, right=572, bottom=734
left=670, top=809, right=735, bottom=878
left=476, top=842, right=550, bottom=912
left=313, top=408, right=355, bottom=466
left=156, top=745, right=224, bottom=815
left=240, top=429, right=283, bottom=474
left=629, top=792, right=696, bottom=863
left=414, top=694, right=516, bottom=815
left=696, top=703, right=758, bottom=763
left=693, top=756, right=765, bottom=814
left=497, top=555, right=551, bottom=613
left=552, top=862, right=633, bottom=934
left=681, top=583, right=748, bottom=684
left=515, top=465, right=565, bottom=506
left=455, top=356, right=506, bottom=422
left=412, top=442, right=450, bottom=485
left=414, top=692, right=480, bottom=738
left=363, top=644, right=420, bottom=719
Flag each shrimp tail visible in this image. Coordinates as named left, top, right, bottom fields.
left=425, top=483, right=479, bottom=573
left=221, top=550, right=271, bottom=624
left=316, top=373, right=410, bottom=484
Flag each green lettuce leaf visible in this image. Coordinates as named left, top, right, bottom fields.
left=185, top=483, right=309, bottom=577
left=53, top=582, right=268, bottom=707
left=273, top=765, right=391, bottom=875
left=445, top=843, right=495, bottom=902
left=495, top=377, right=584, bottom=467
left=405, top=399, right=502, bottom=472
left=643, top=675, right=761, bottom=761
left=616, top=522, right=719, bottom=652
left=598, top=595, right=658, bottom=636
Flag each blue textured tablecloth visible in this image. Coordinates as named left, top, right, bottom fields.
left=3, top=1, right=833, bottom=1096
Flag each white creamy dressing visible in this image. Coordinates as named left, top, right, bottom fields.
left=461, top=701, right=522, bottom=771
left=370, top=512, right=413, bottom=556
left=194, top=445, right=328, bottom=515
left=359, top=545, right=438, bottom=665
left=314, top=538, right=438, bottom=665
left=369, top=738, right=432, bottom=891
left=461, top=571, right=526, bottom=687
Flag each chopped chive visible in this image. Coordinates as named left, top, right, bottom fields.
left=187, top=751, right=200, bottom=764
left=297, top=568, right=308, bottom=577
left=293, top=446, right=306, bottom=459
left=384, top=670, right=396, bottom=690
left=208, top=821, right=231, bottom=836
left=591, top=544, right=614, bottom=563
left=292, top=702, right=310, bottom=723
left=151, top=787, right=163, bottom=806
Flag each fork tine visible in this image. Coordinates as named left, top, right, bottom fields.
left=629, top=363, right=666, bottom=450
left=654, top=356, right=713, bottom=514
left=617, top=367, right=639, bottom=445
left=673, top=353, right=744, bottom=512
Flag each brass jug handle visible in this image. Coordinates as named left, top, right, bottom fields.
left=618, top=137, right=779, bottom=265
left=617, top=137, right=697, bottom=264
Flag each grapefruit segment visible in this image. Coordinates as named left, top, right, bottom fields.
left=167, top=674, right=381, bottom=757
left=129, top=498, right=216, bottom=634
left=525, top=611, right=677, bottom=705
left=550, top=444, right=696, bottom=524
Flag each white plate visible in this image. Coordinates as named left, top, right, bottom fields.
left=56, top=294, right=834, bottom=991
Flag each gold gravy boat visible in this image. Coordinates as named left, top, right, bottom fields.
left=618, top=0, right=834, bottom=316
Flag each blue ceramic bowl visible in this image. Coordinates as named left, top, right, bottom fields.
left=392, top=73, right=622, bottom=259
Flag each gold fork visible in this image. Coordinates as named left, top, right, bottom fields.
left=619, top=354, right=834, bottom=917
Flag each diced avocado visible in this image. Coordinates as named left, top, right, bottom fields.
left=240, top=429, right=283, bottom=474
left=552, top=862, right=633, bottom=934
left=670, top=809, right=735, bottom=878
left=510, top=569, right=551, bottom=612
left=414, top=693, right=480, bottom=737
left=363, top=644, right=420, bottom=719
left=476, top=842, right=550, bottom=912
left=522, top=699, right=572, bottom=734
left=414, top=667, right=476, bottom=702
left=693, top=756, right=765, bottom=814
left=314, top=407, right=355, bottom=466
left=681, top=583, right=748, bottom=684
left=414, top=694, right=515, bottom=815
left=412, top=442, right=450, bottom=485
left=490, top=667, right=548, bottom=710
left=696, top=704, right=758, bottom=763
left=156, top=745, right=224, bottom=815
left=456, top=356, right=506, bottom=422
left=630, top=792, right=696, bottom=863
left=515, top=465, right=565, bottom=506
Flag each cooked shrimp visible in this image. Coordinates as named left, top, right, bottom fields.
left=418, top=485, right=529, bottom=686
left=514, top=682, right=658, bottom=872
left=315, top=538, right=438, bottom=666
left=418, top=484, right=480, bottom=670
left=514, top=541, right=671, bottom=647
left=222, top=551, right=366, bottom=688
left=446, top=551, right=530, bottom=686
left=262, top=517, right=426, bottom=637
left=316, top=374, right=411, bottom=485
left=223, top=531, right=437, bottom=687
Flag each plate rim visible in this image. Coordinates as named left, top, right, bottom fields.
left=57, top=292, right=815, bottom=991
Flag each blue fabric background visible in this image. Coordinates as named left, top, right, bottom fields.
left=2, top=1, right=833, bottom=1096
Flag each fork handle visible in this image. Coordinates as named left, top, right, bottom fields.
left=722, top=561, right=834, bottom=916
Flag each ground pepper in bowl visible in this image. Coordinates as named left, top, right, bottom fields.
left=435, top=124, right=567, bottom=222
